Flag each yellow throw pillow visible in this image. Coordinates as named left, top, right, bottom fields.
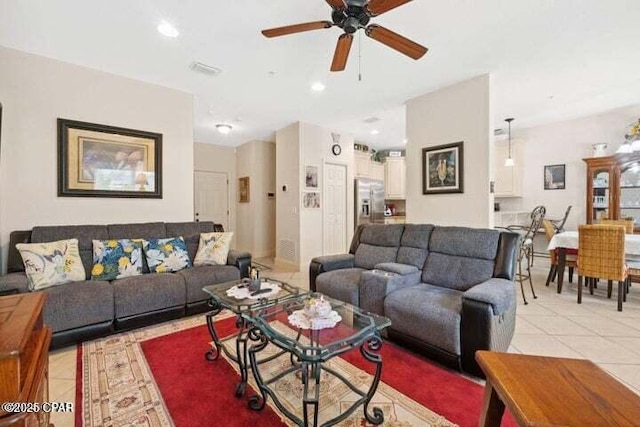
left=17, top=238, right=86, bottom=290
left=193, top=232, right=234, bottom=266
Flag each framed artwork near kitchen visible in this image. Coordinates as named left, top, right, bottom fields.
left=57, top=118, right=162, bottom=198
left=544, top=164, right=566, bottom=190
left=422, top=141, right=464, bottom=194
left=239, top=176, right=250, bottom=203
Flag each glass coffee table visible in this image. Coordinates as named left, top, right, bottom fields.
left=202, top=278, right=303, bottom=397
left=242, top=292, right=391, bottom=427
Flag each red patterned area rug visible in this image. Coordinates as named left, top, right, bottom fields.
left=76, top=314, right=515, bottom=427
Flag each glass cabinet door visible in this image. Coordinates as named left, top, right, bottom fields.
left=620, top=164, right=640, bottom=226
left=592, top=169, right=610, bottom=221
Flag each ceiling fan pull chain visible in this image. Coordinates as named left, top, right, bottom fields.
left=358, top=31, right=362, bottom=82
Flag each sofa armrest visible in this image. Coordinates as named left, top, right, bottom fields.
left=227, top=250, right=252, bottom=278
left=359, top=269, right=421, bottom=316
left=309, top=254, right=355, bottom=292
left=462, top=278, right=516, bottom=316
left=0, top=272, right=31, bottom=294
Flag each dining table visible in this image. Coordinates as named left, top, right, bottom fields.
left=547, top=231, right=640, bottom=293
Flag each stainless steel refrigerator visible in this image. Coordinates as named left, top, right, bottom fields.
left=355, top=178, right=385, bottom=228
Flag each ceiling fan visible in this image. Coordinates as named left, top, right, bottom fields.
left=261, top=0, right=428, bottom=72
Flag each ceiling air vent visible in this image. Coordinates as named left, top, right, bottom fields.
left=190, top=62, right=222, bottom=76
left=363, top=117, right=380, bottom=124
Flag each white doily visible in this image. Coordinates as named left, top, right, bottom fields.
left=225, top=281, right=282, bottom=300
left=288, top=309, right=342, bottom=330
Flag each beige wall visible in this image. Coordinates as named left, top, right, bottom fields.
left=275, top=123, right=301, bottom=268
left=0, top=46, right=194, bottom=272
left=194, top=143, right=237, bottom=237
left=406, top=74, right=493, bottom=227
left=236, top=140, right=276, bottom=258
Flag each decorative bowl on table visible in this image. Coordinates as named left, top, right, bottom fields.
left=303, top=296, right=332, bottom=318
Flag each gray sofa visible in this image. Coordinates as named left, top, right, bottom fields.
left=0, top=221, right=251, bottom=348
left=309, top=223, right=519, bottom=376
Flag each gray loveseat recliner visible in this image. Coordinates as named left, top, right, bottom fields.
left=309, top=223, right=520, bottom=376
left=0, top=221, right=251, bottom=348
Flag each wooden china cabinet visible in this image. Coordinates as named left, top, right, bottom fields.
left=584, top=153, right=640, bottom=230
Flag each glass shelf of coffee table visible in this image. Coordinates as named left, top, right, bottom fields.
left=242, top=292, right=391, bottom=427
left=202, top=278, right=304, bottom=397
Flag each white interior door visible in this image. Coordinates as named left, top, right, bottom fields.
left=324, top=163, right=347, bottom=255
left=194, top=171, right=229, bottom=230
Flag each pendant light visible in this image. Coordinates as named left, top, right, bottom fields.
left=504, top=118, right=515, bottom=167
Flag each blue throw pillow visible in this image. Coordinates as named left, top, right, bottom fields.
left=143, top=237, right=191, bottom=273
left=91, top=239, right=144, bottom=281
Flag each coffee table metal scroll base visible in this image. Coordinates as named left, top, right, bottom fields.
left=247, top=326, right=385, bottom=427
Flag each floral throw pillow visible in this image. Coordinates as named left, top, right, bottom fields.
left=193, top=232, right=234, bottom=266
left=143, top=237, right=191, bottom=273
left=91, top=239, right=144, bottom=281
left=16, top=239, right=86, bottom=290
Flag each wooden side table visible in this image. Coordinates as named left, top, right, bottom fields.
left=476, top=351, right=640, bottom=427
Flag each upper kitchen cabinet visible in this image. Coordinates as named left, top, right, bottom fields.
left=354, top=151, right=371, bottom=177
left=385, top=157, right=406, bottom=199
left=494, top=140, right=522, bottom=197
left=370, top=162, right=384, bottom=181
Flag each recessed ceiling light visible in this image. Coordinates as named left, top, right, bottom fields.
left=311, top=82, right=326, bottom=92
left=403, top=139, right=408, bottom=144
left=216, top=124, right=233, bottom=134
left=157, top=21, right=179, bottom=38
left=371, top=130, right=380, bottom=135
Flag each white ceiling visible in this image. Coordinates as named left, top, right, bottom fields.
left=1, top=0, right=639, bottom=149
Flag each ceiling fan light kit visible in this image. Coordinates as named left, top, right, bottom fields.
left=262, top=0, right=427, bottom=72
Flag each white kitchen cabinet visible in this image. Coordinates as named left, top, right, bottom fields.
left=385, top=157, right=406, bottom=199
left=354, top=152, right=371, bottom=177
left=370, top=162, right=384, bottom=181
left=494, top=140, right=522, bottom=197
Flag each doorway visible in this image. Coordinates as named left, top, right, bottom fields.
left=323, top=163, right=347, bottom=255
left=194, top=171, right=229, bottom=230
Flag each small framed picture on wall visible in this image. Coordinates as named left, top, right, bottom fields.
left=544, top=164, right=566, bottom=190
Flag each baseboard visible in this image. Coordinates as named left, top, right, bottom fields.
left=274, top=257, right=299, bottom=272
left=253, top=250, right=275, bottom=259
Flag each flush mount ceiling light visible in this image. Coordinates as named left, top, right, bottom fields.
left=371, top=129, right=379, bottom=135
left=504, top=117, right=515, bottom=167
left=311, top=82, right=326, bottom=91
left=216, top=124, right=233, bottom=134
left=157, top=21, right=179, bottom=38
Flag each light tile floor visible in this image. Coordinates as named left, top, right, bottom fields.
left=48, top=257, right=640, bottom=425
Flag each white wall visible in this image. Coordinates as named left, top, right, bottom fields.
left=194, top=143, right=237, bottom=237
left=406, top=74, right=493, bottom=227
left=275, top=123, right=301, bottom=268
left=497, top=104, right=640, bottom=231
left=275, top=122, right=355, bottom=270
left=236, top=140, right=276, bottom=258
left=0, top=46, right=194, bottom=272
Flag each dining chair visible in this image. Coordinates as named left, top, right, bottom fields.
left=542, top=219, right=577, bottom=288
left=577, top=224, right=626, bottom=311
left=548, top=205, right=572, bottom=234
left=597, top=218, right=634, bottom=234
left=508, top=205, right=546, bottom=304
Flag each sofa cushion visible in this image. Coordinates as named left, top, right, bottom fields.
left=166, top=222, right=215, bottom=261
left=17, top=239, right=86, bottom=290
left=179, top=265, right=240, bottom=304
left=42, top=280, right=114, bottom=333
left=194, top=232, right=234, bottom=266
left=315, top=268, right=366, bottom=306
left=112, top=273, right=186, bottom=318
left=107, top=222, right=166, bottom=240
left=360, top=224, right=405, bottom=247
left=355, top=244, right=399, bottom=270
left=422, top=226, right=500, bottom=291
left=397, top=224, right=434, bottom=268
left=31, top=225, right=109, bottom=279
left=143, top=237, right=191, bottom=273
left=385, top=283, right=463, bottom=355
left=373, top=263, right=419, bottom=276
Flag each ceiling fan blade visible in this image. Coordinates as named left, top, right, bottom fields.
left=365, top=25, right=428, bottom=59
left=331, top=34, right=353, bottom=72
left=262, top=21, right=333, bottom=38
left=366, top=0, right=412, bottom=16
left=326, top=0, right=345, bottom=9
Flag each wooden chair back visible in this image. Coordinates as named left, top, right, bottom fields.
left=578, top=225, right=626, bottom=282
left=597, top=219, right=634, bottom=234
left=542, top=219, right=557, bottom=264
